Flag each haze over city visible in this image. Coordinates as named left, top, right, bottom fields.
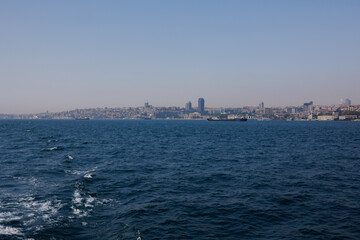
left=1, top=1, right=360, bottom=114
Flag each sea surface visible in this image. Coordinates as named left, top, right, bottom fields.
left=0, top=120, right=360, bottom=240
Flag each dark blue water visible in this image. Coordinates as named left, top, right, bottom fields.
left=1, top=120, right=360, bottom=240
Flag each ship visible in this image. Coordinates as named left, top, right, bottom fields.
left=75, top=117, right=90, bottom=120
left=207, top=117, right=247, bottom=122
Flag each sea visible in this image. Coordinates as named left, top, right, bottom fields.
left=0, top=119, right=360, bottom=240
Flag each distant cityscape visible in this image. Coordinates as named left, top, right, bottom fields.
left=0, top=98, right=359, bottom=121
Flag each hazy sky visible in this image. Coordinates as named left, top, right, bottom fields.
left=1, top=1, right=359, bottom=114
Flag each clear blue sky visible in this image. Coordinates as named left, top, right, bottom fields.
left=1, top=0, right=359, bottom=114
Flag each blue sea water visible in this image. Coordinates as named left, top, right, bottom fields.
left=0, top=120, right=360, bottom=240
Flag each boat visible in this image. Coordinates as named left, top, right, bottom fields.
left=75, top=117, right=90, bottom=120
left=207, top=117, right=247, bottom=122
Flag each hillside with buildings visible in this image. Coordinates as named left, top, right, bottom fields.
left=1, top=98, right=359, bottom=121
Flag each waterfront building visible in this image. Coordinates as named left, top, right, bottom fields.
left=198, top=98, right=205, bottom=113
left=339, top=115, right=358, bottom=120
left=318, top=115, right=335, bottom=121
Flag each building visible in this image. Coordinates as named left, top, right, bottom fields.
left=198, top=98, right=205, bottom=113
left=340, top=98, right=351, bottom=106
left=259, top=102, right=264, bottom=110
left=144, top=102, right=150, bottom=108
left=258, top=102, right=265, bottom=113
left=185, top=101, right=192, bottom=111
left=286, top=107, right=296, bottom=114
left=339, top=115, right=357, bottom=120
left=344, top=98, right=351, bottom=106
left=317, top=115, right=334, bottom=121
left=303, top=101, right=313, bottom=113
left=264, top=108, right=273, bottom=115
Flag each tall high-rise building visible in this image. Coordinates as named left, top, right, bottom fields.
left=303, top=101, right=313, bottom=112
left=344, top=98, right=351, bottom=106
left=185, top=101, right=192, bottom=111
left=340, top=98, right=351, bottom=106
left=198, top=98, right=205, bottom=113
left=144, top=102, right=150, bottom=108
left=259, top=102, right=264, bottom=110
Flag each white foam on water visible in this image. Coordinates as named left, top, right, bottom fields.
left=71, top=189, right=97, bottom=218
left=35, top=225, right=44, bottom=232
left=47, top=147, right=58, bottom=151
left=28, top=177, right=39, bottom=186
left=73, top=190, right=82, bottom=204
left=65, top=170, right=87, bottom=175
left=97, top=198, right=113, bottom=205
left=73, top=170, right=87, bottom=175
left=19, top=197, right=63, bottom=228
left=65, top=166, right=97, bottom=179
left=70, top=206, right=88, bottom=217
left=84, top=196, right=94, bottom=208
left=71, top=206, right=81, bottom=215
left=87, top=196, right=95, bottom=203
left=12, top=177, right=39, bottom=187
left=84, top=173, right=92, bottom=178
left=24, top=218, right=36, bottom=226
left=67, top=155, right=74, bottom=160
left=39, top=201, right=53, bottom=211
left=0, top=212, right=22, bottom=222
left=0, top=225, right=22, bottom=235
left=20, top=197, right=35, bottom=202
left=137, top=230, right=142, bottom=240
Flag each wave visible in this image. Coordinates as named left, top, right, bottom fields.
left=84, top=173, right=93, bottom=179
left=71, top=189, right=95, bottom=218
left=0, top=225, right=22, bottom=235
left=64, top=167, right=97, bottom=179
left=42, top=146, right=64, bottom=151
left=0, top=197, right=63, bottom=238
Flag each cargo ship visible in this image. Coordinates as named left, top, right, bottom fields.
left=75, top=117, right=90, bottom=120
left=207, top=117, right=247, bottom=122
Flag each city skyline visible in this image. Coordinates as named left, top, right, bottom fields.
left=1, top=1, right=360, bottom=114
left=1, top=96, right=359, bottom=122
left=0, top=97, right=356, bottom=115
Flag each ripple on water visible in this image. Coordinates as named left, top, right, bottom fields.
left=70, top=189, right=96, bottom=218
left=1, top=120, right=360, bottom=239
left=40, top=144, right=64, bottom=151
left=0, top=196, right=63, bottom=239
